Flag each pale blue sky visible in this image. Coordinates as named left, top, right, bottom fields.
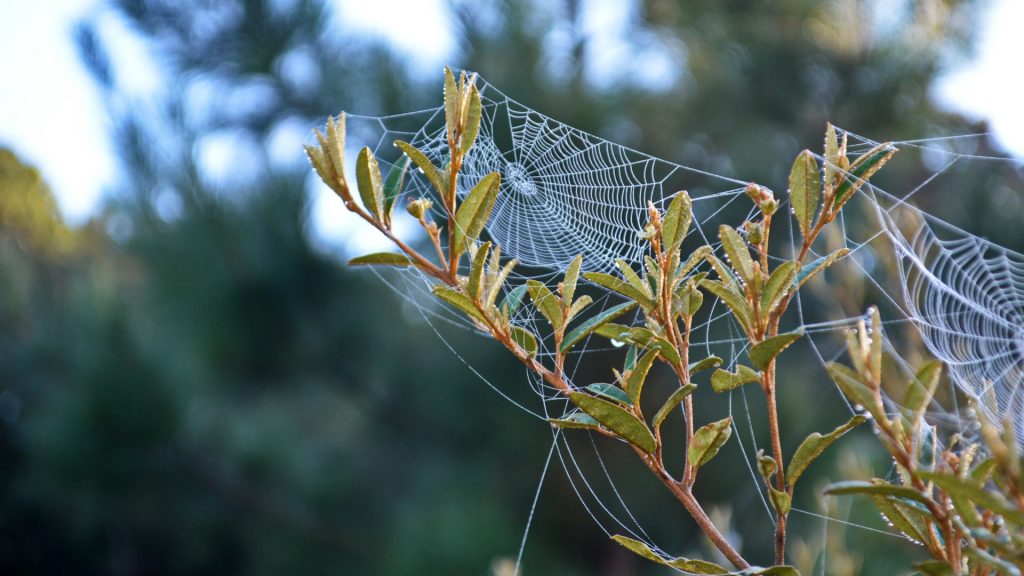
left=1, top=0, right=1021, bottom=228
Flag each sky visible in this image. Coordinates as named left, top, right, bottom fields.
left=0, top=0, right=1022, bottom=227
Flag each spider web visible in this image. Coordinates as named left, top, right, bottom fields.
left=329, top=72, right=1024, bottom=574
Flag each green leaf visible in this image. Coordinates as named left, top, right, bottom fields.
left=825, top=363, right=877, bottom=418
left=749, top=330, right=804, bottom=371
left=971, top=458, right=998, bottom=484
left=661, top=191, right=693, bottom=253
left=443, top=66, right=459, bottom=139
left=769, top=486, right=791, bottom=516
left=594, top=323, right=630, bottom=341
left=796, top=248, right=849, bottom=288
left=587, top=383, right=631, bottom=405
left=323, top=113, right=346, bottom=179
left=562, top=254, right=583, bottom=307
left=565, top=295, right=592, bottom=324
left=917, top=471, right=1024, bottom=526
left=453, top=172, right=501, bottom=256
left=710, top=365, right=760, bottom=393
left=903, top=360, right=942, bottom=430
left=394, top=140, right=445, bottom=197
left=833, top=142, right=897, bottom=211
left=433, top=286, right=486, bottom=323
left=873, top=495, right=931, bottom=546
left=653, top=384, right=697, bottom=431
left=627, top=328, right=681, bottom=365
left=501, top=284, right=527, bottom=316
left=383, top=153, right=411, bottom=218
left=460, top=84, right=482, bottom=155
left=688, top=417, right=733, bottom=470
left=549, top=412, right=600, bottom=430
left=788, top=150, right=820, bottom=240
left=689, top=356, right=723, bottom=375
left=486, top=257, right=518, bottom=309
left=582, top=272, right=656, bottom=309
left=700, top=279, right=753, bottom=333
left=674, top=245, right=712, bottom=285
left=468, top=241, right=491, bottom=300
left=569, top=392, right=656, bottom=453
left=626, top=349, right=658, bottom=404
left=760, top=261, right=797, bottom=317
left=824, top=480, right=931, bottom=506
left=348, top=252, right=413, bottom=267
left=610, top=535, right=728, bottom=574
left=823, top=123, right=840, bottom=192
left=527, top=279, right=562, bottom=330
left=356, top=147, right=385, bottom=221
left=615, top=260, right=651, bottom=299
left=624, top=345, right=637, bottom=371
left=510, top=326, right=538, bottom=357
left=787, top=414, right=867, bottom=486
left=560, top=301, right=638, bottom=354
left=674, top=281, right=704, bottom=318
left=719, top=225, right=755, bottom=283
left=757, top=450, right=778, bottom=483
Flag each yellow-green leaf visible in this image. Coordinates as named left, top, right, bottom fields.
left=356, top=147, right=385, bottom=221
left=628, top=328, right=681, bottom=365
left=453, top=172, right=501, bottom=256
left=787, top=414, right=867, bottom=487
left=873, top=495, right=931, bottom=546
left=824, top=479, right=931, bottom=506
left=719, top=225, right=754, bottom=284
left=653, top=384, right=697, bottom=430
left=569, top=392, right=656, bottom=453
left=383, top=153, right=411, bottom=220
left=500, top=284, right=527, bottom=316
left=583, top=272, right=656, bottom=309
left=394, top=140, right=445, bottom=197
left=826, top=362, right=877, bottom=418
left=796, top=248, right=849, bottom=288
left=823, top=123, right=840, bottom=193
left=348, top=252, right=414, bottom=267
left=562, top=254, right=583, bottom=307
left=460, top=84, right=482, bottom=155
left=510, top=325, right=538, bottom=357
left=760, top=261, right=797, bottom=317
left=711, top=365, right=760, bottom=393
left=700, top=279, right=752, bottom=333
left=757, top=450, right=777, bottom=483
left=587, top=383, right=631, bottom=405
left=468, top=241, right=491, bottom=300
left=749, top=330, right=803, bottom=371
left=626, top=349, right=658, bottom=404
left=903, top=360, right=942, bottom=430
left=674, top=245, right=712, bottom=286
left=611, top=535, right=728, bottom=574
left=688, top=417, right=732, bottom=470
left=689, top=356, right=722, bottom=375
left=615, top=260, right=651, bottom=299
left=565, top=295, right=592, bottom=324
left=560, top=301, right=638, bottom=354
left=833, top=142, right=897, bottom=211
left=662, top=191, right=692, bottom=253
left=443, top=66, right=459, bottom=140
left=433, top=286, right=486, bottom=323
left=527, top=279, right=562, bottom=330
left=769, top=486, right=791, bottom=515
left=549, top=412, right=599, bottom=430
left=789, top=150, right=820, bottom=240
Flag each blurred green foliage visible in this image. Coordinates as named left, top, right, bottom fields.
left=0, top=0, right=1017, bottom=574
